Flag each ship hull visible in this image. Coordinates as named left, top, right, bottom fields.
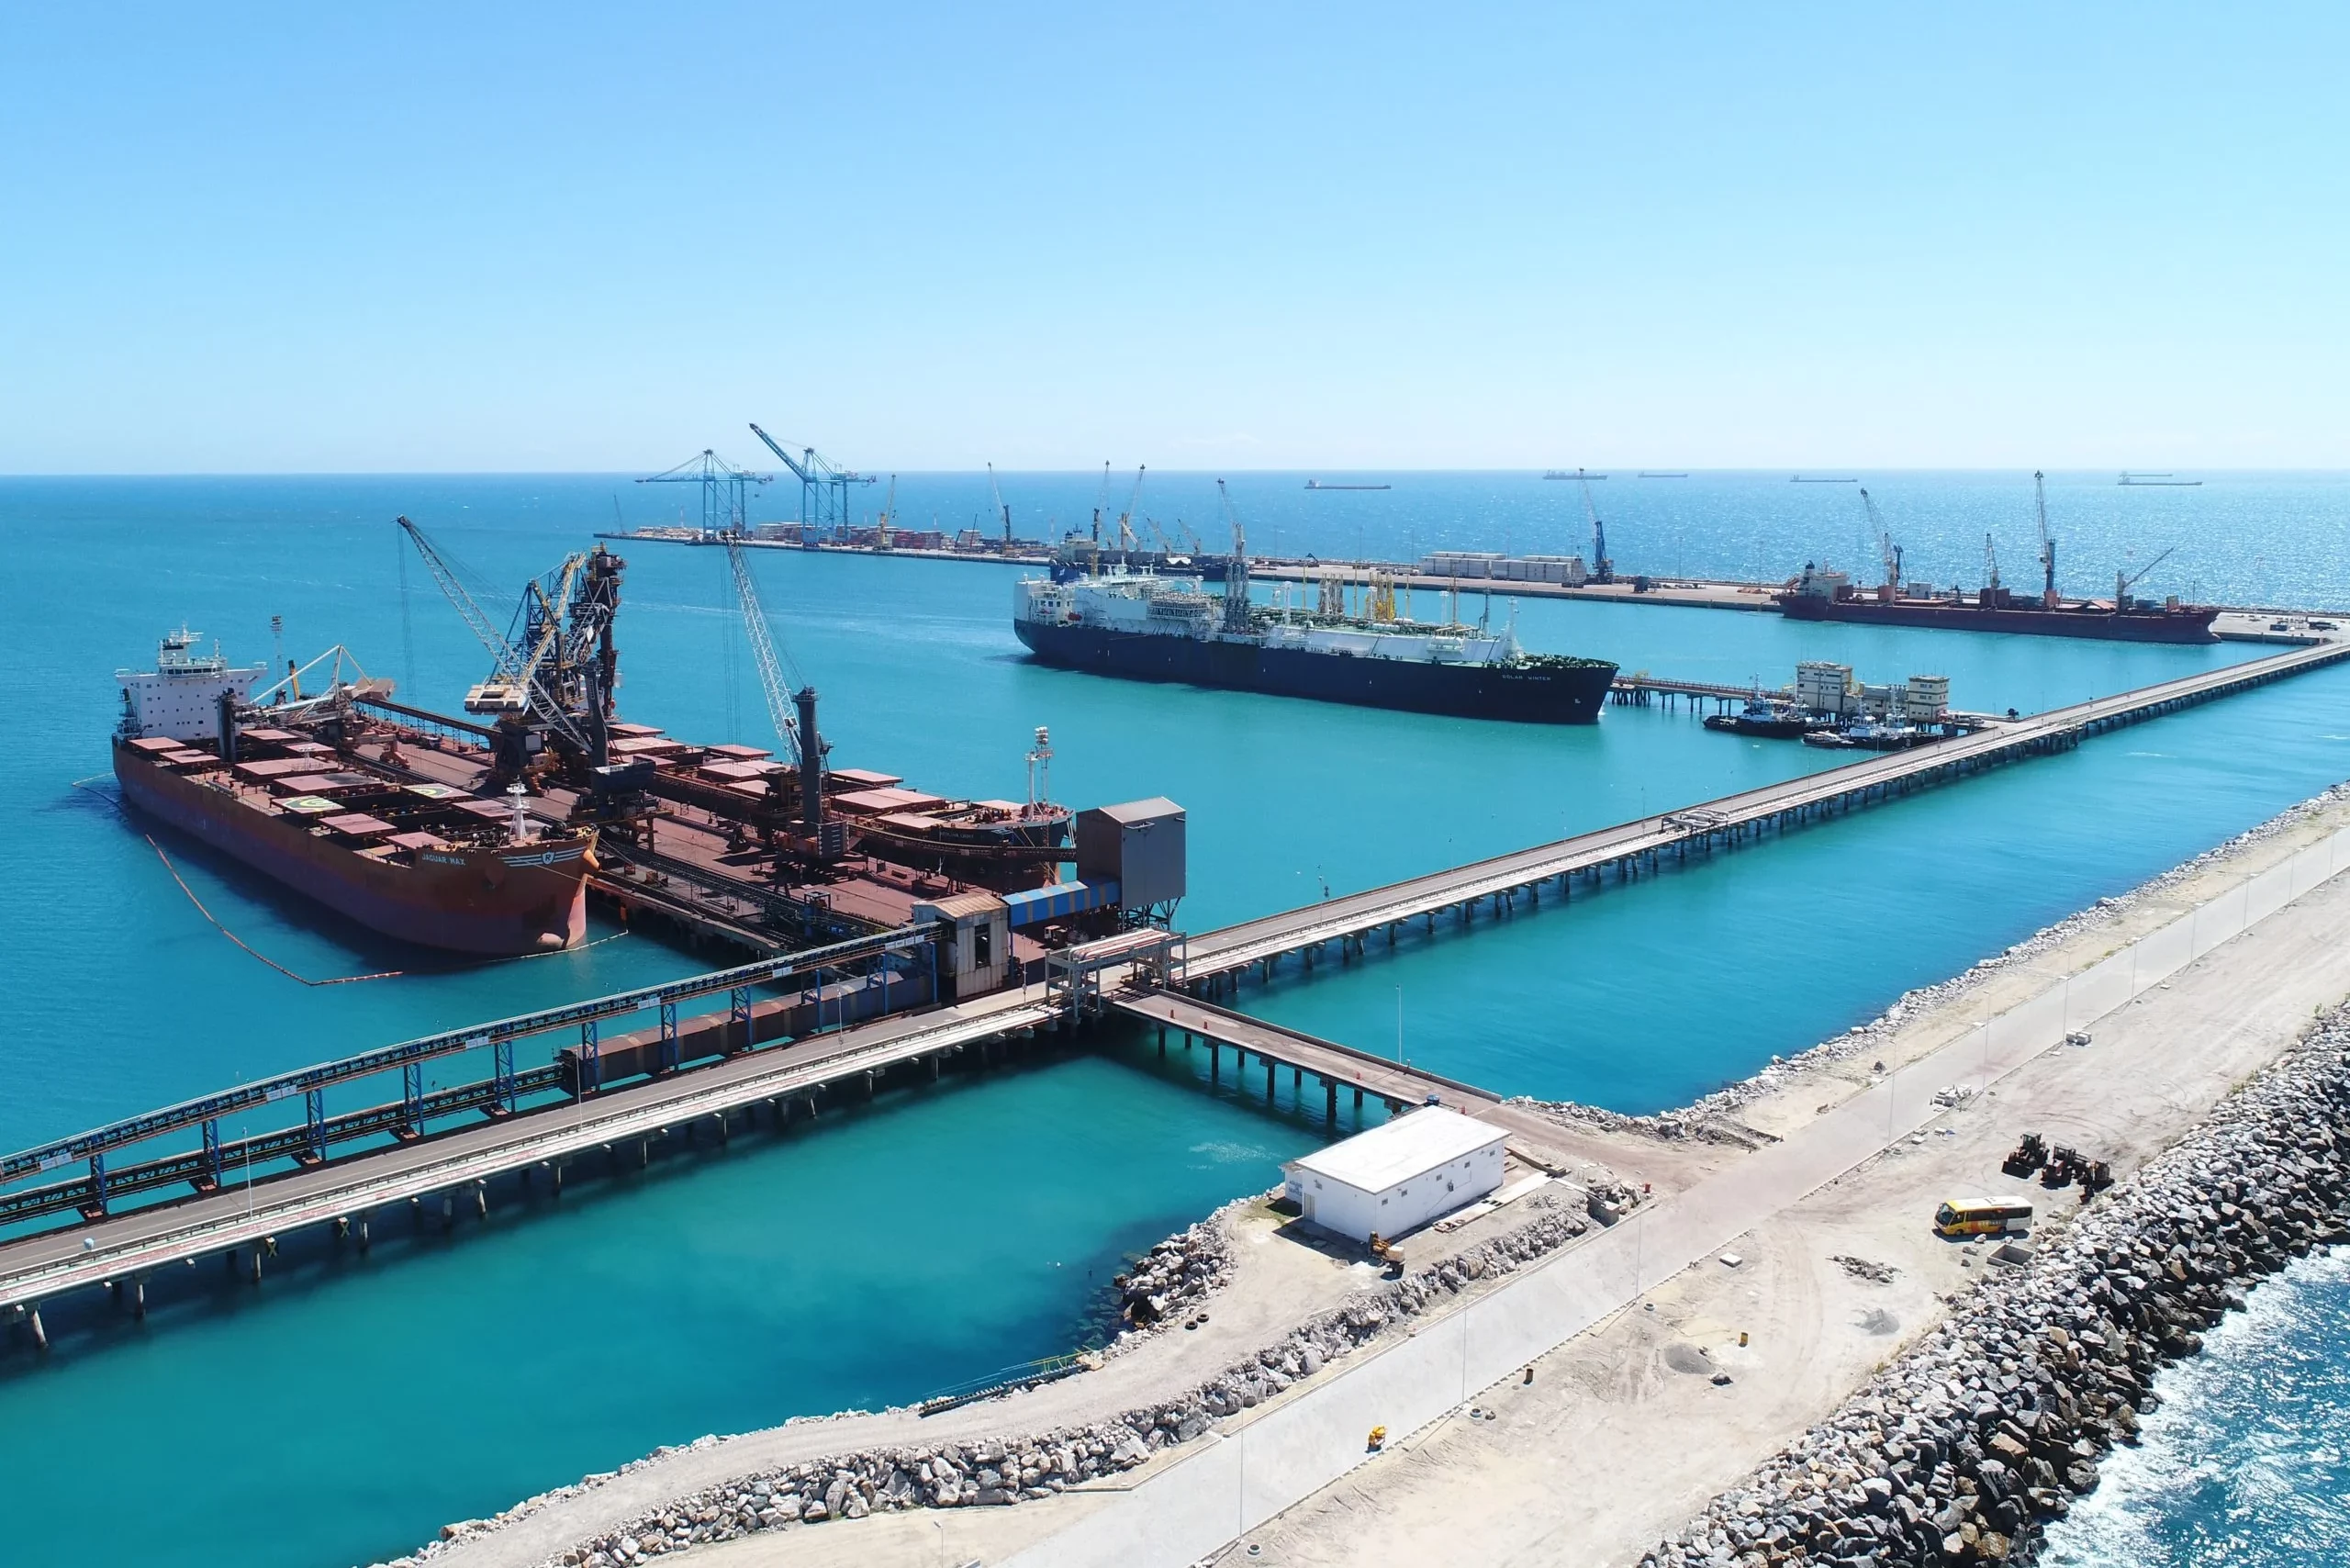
left=1776, top=595, right=2219, bottom=644
left=1014, top=622, right=1616, bottom=722
left=113, top=745, right=590, bottom=957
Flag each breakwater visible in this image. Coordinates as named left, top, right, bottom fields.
left=1638, top=1012, right=2350, bottom=1568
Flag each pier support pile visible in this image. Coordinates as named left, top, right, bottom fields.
left=1640, top=1015, right=2350, bottom=1568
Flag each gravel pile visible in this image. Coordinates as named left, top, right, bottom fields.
left=1639, top=1010, right=2350, bottom=1567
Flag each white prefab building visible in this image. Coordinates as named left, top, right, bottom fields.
left=1281, top=1106, right=1507, bottom=1243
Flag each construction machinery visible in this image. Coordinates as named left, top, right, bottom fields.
left=2001, top=1130, right=2048, bottom=1178
left=1578, top=467, right=1614, bottom=583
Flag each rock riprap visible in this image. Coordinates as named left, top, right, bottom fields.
left=1640, top=1016, right=2350, bottom=1568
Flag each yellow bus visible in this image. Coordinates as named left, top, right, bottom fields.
left=1934, top=1197, right=2034, bottom=1238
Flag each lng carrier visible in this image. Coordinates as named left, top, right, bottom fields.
left=1015, top=490, right=1617, bottom=722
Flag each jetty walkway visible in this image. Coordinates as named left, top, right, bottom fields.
left=1109, top=991, right=1495, bottom=1119
left=1185, top=638, right=2350, bottom=984
left=0, top=984, right=1058, bottom=1332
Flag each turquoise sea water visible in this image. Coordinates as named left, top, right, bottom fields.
left=1, top=474, right=2346, bottom=1566
left=2042, top=1248, right=2350, bottom=1568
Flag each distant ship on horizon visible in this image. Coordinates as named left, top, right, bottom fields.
left=1303, top=479, right=1391, bottom=491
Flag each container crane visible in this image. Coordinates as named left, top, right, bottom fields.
left=1983, top=533, right=2002, bottom=595
left=1577, top=468, right=1614, bottom=582
left=746, top=424, right=877, bottom=538
left=876, top=474, right=897, bottom=551
left=1859, top=487, right=1901, bottom=592
left=637, top=450, right=769, bottom=537
left=2113, top=546, right=2178, bottom=613
left=2033, top=470, right=2058, bottom=606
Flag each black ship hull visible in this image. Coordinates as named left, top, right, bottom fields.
left=1015, top=622, right=1616, bottom=722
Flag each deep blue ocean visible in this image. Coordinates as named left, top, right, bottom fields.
left=0, top=472, right=2344, bottom=1566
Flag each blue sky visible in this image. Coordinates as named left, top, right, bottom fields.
left=1, top=4, right=2344, bottom=472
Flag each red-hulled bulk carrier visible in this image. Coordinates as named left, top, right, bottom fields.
left=1774, top=565, right=2220, bottom=644
left=113, top=629, right=593, bottom=956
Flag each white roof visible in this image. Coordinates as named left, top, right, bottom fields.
left=1285, top=1106, right=1504, bottom=1194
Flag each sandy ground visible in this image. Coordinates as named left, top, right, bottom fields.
left=430, top=792, right=2350, bottom=1568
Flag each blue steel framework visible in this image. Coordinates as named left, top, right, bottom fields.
left=1, top=927, right=932, bottom=1220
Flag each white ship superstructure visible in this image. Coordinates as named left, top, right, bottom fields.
left=1013, top=573, right=1526, bottom=666
left=115, top=628, right=267, bottom=743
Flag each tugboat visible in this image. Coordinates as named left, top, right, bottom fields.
left=1703, top=696, right=1813, bottom=739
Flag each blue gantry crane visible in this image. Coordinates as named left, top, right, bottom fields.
left=639, top=449, right=770, bottom=537
left=747, top=423, right=878, bottom=539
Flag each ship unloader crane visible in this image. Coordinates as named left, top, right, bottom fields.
left=396, top=516, right=623, bottom=789
left=722, top=536, right=836, bottom=857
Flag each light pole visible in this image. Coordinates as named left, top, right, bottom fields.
left=1395, top=984, right=1404, bottom=1064
left=241, top=1122, right=254, bottom=1219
